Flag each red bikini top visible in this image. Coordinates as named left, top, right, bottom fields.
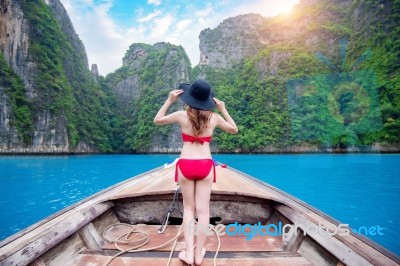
left=182, top=132, right=212, bottom=144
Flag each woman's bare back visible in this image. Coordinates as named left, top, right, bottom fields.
left=179, top=111, right=219, bottom=159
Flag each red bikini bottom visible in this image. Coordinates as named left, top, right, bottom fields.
left=175, top=159, right=216, bottom=183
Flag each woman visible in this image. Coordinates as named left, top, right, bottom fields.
left=154, top=79, right=238, bottom=265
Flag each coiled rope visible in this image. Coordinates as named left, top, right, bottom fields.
left=102, top=221, right=220, bottom=266
left=102, top=185, right=220, bottom=266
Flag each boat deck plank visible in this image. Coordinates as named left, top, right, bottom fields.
left=110, top=167, right=177, bottom=198
left=66, top=253, right=313, bottom=266
left=101, top=225, right=282, bottom=252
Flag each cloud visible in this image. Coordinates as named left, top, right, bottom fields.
left=150, top=14, right=174, bottom=39
left=175, top=19, right=192, bottom=33
left=194, top=4, right=214, bottom=18
left=147, top=0, right=161, bottom=5
left=137, top=9, right=162, bottom=22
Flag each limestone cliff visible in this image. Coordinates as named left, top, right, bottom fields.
left=107, top=42, right=191, bottom=152
left=110, top=43, right=189, bottom=109
left=0, top=0, right=104, bottom=153
left=0, top=0, right=29, bottom=152
left=194, top=0, right=399, bottom=153
left=0, top=0, right=59, bottom=153
left=199, top=0, right=353, bottom=71
left=199, top=14, right=268, bottom=68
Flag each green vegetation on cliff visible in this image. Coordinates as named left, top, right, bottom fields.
left=348, top=0, right=400, bottom=144
left=106, top=43, right=191, bottom=152
left=17, top=0, right=118, bottom=151
left=193, top=45, right=334, bottom=152
left=2, top=0, right=398, bottom=153
left=0, top=54, right=33, bottom=144
left=193, top=0, right=399, bottom=151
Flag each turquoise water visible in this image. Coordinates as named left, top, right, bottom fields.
left=0, top=154, right=399, bottom=256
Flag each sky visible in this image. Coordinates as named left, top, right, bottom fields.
left=60, top=0, right=300, bottom=76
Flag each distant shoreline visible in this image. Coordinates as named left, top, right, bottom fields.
left=2, top=143, right=399, bottom=155
left=0, top=150, right=399, bottom=156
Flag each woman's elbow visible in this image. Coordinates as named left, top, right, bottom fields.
left=153, top=118, right=161, bottom=125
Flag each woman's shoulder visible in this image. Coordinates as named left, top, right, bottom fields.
left=172, top=110, right=186, bottom=118
left=209, top=112, right=221, bottom=125
left=176, top=110, right=188, bottom=122
left=211, top=112, right=222, bottom=121
left=176, top=110, right=186, bottom=115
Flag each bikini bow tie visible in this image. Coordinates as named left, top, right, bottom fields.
left=186, top=135, right=206, bottom=144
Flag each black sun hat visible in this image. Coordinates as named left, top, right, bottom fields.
left=178, top=79, right=216, bottom=110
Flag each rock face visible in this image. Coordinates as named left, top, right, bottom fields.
left=0, top=84, right=20, bottom=151
left=0, top=0, right=27, bottom=152
left=0, top=0, right=31, bottom=92
left=111, top=42, right=190, bottom=109
left=46, top=0, right=89, bottom=70
left=0, top=0, right=97, bottom=153
left=199, top=14, right=268, bottom=68
left=112, top=75, right=140, bottom=109
left=108, top=42, right=191, bottom=152
left=0, top=0, right=48, bottom=153
left=122, top=42, right=189, bottom=86
left=91, top=64, right=99, bottom=77
left=199, top=0, right=353, bottom=70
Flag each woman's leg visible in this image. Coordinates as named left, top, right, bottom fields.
left=194, top=168, right=214, bottom=265
left=178, top=168, right=196, bottom=264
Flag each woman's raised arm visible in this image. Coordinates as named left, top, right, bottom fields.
left=154, top=89, right=183, bottom=125
left=213, top=97, right=238, bottom=134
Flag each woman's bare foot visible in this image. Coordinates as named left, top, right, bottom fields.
left=178, top=249, right=194, bottom=265
left=194, top=247, right=206, bottom=265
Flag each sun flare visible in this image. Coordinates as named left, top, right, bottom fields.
left=269, top=0, right=299, bottom=15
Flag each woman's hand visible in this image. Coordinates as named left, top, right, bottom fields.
left=213, top=97, right=226, bottom=112
left=168, top=89, right=183, bottom=103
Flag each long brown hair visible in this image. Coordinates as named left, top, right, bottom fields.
left=187, top=107, right=213, bottom=136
